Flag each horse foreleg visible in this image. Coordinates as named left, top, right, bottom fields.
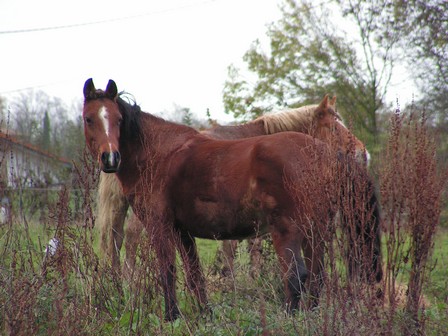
left=123, top=212, right=143, bottom=279
left=271, top=219, right=307, bottom=313
left=110, top=202, right=128, bottom=272
left=178, top=231, right=207, bottom=308
left=154, top=234, right=179, bottom=321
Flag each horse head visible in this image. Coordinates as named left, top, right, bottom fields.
left=83, top=78, right=122, bottom=173
left=313, top=95, right=369, bottom=164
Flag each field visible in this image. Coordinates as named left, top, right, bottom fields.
left=0, top=215, right=447, bottom=335
left=1, top=113, right=448, bottom=335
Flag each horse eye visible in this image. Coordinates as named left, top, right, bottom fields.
left=85, top=117, right=93, bottom=125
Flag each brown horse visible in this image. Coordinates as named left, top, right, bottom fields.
left=97, top=97, right=370, bottom=277
left=83, top=78, right=380, bottom=320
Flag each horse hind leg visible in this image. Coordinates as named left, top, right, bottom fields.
left=220, top=240, right=238, bottom=277
left=303, top=235, right=325, bottom=309
left=248, top=236, right=263, bottom=278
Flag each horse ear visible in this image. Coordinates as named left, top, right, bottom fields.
left=314, top=94, right=330, bottom=119
left=105, top=80, right=118, bottom=99
left=330, top=96, right=337, bottom=106
left=318, top=94, right=329, bottom=109
left=83, top=78, right=96, bottom=100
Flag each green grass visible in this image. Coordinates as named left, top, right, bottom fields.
left=1, top=219, right=448, bottom=335
left=196, top=238, right=220, bottom=265
left=425, top=228, right=448, bottom=302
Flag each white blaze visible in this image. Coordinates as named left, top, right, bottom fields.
left=98, top=106, right=115, bottom=165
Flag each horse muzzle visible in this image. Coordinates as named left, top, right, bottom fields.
left=100, top=151, right=121, bottom=173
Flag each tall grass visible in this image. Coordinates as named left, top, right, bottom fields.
left=380, top=109, right=448, bottom=334
left=1, top=108, right=447, bottom=335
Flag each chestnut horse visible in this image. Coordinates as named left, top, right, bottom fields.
left=97, top=97, right=372, bottom=278
left=83, top=78, right=380, bottom=320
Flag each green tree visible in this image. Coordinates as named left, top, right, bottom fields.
left=223, top=0, right=400, bottom=150
left=181, top=107, right=193, bottom=126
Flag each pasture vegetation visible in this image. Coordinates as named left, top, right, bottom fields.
left=1, top=112, right=447, bottom=335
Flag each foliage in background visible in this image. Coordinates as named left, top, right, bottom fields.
left=223, top=0, right=400, bottom=151
left=223, top=0, right=448, bottom=158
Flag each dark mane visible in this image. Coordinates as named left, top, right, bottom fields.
left=116, top=92, right=142, bottom=141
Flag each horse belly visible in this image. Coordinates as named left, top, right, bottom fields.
left=177, top=194, right=270, bottom=240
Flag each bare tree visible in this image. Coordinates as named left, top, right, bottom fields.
left=4, top=90, right=84, bottom=168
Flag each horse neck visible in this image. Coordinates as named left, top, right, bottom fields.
left=142, top=113, right=199, bottom=151
left=202, top=119, right=266, bottom=139
left=289, top=123, right=317, bottom=136
left=117, top=113, right=198, bottom=190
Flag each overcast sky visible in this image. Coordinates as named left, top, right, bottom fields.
left=0, top=0, right=415, bottom=122
left=0, top=0, right=282, bottom=121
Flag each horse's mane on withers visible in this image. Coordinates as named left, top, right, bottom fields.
left=256, top=104, right=341, bottom=134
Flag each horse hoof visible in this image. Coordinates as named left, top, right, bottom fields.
left=165, top=307, right=181, bottom=322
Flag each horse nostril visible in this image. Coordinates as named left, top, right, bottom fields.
left=114, top=151, right=121, bottom=164
left=100, top=151, right=121, bottom=172
left=101, top=152, right=110, bottom=166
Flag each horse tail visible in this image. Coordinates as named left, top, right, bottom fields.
left=97, top=172, right=129, bottom=269
left=338, top=153, right=383, bottom=283
left=364, top=177, right=383, bottom=283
